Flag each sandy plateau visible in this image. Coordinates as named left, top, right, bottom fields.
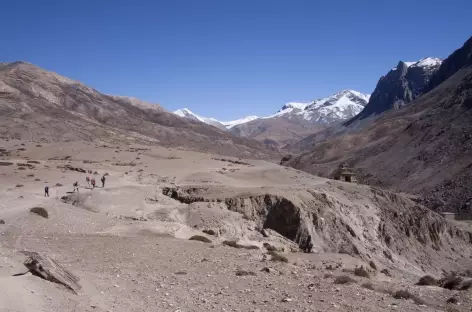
left=1, top=139, right=472, bottom=312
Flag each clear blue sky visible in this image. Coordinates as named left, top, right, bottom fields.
left=1, top=0, right=471, bottom=120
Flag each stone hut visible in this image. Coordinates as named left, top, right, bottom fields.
left=334, top=163, right=357, bottom=183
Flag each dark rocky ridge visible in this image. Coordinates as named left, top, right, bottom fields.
left=346, top=59, right=441, bottom=125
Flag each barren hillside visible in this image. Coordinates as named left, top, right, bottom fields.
left=0, top=62, right=277, bottom=160
left=284, top=55, right=472, bottom=213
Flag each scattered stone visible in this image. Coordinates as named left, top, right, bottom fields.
left=0, top=219, right=5, bottom=224
left=282, top=298, right=293, bottom=302
left=30, top=207, right=48, bottom=219
left=55, top=183, right=63, bottom=187
left=174, top=271, right=187, bottom=275
left=223, top=240, right=259, bottom=250
left=15, top=184, right=24, bottom=188
left=261, top=267, right=275, bottom=274
left=0, top=161, right=14, bottom=166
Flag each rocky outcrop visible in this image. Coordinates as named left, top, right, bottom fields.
left=346, top=59, right=441, bottom=125
left=162, top=184, right=472, bottom=274
left=22, top=251, right=81, bottom=294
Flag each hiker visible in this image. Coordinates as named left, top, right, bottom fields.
left=44, top=185, right=49, bottom=197
left=91, top=178, right=96, bottom=189
left=101, top=175, right=106, bottom=188
left=86, top=176, right=90, bottom=187
left=73, top=181, right=79, bottom=192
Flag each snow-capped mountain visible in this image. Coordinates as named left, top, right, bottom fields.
left=174, top=90, right=370, bottom=131
left=269, top=90, right=370, bottom=124
left=174, top=108, right=227, bottom=130
left=394, top=57, right=442, bottom=70
left=173, top=108, right=258, bottom=130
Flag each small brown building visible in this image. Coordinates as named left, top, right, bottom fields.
left=334, top=163, right=357, bottom=183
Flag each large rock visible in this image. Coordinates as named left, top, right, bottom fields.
left=22, top=251, right=81, bottom=294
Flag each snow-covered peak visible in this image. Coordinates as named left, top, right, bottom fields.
left=174, top=108, right=203, bottom=121
left=281, top=102, right=310, bottom=111
left=268, top=90, right=370, bottom=124
left=174, top=108, right=257, bottom=130
left=222, top=116, right=259, bottom=129
left=173, top=108, right=223, bottom=127
left=412, top=57, right=442, bottom=68
left=393, top=57, right=442, bottom=71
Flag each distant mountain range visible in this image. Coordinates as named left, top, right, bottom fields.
left=173, top=89, right=370, bottom=146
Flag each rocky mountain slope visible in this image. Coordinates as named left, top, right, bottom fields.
left=283, top=36, right=472, bottom=214
left=0, top=62, right=277, bottom=159
left=174, top=90, right=370, bottom=147
left=346, top=58, right=441, bottom=125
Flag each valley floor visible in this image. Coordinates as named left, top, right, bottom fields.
left=0, top=139, right=471, bottom=312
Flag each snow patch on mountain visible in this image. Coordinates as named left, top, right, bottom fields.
left=222, top=116, right=259, bottom=129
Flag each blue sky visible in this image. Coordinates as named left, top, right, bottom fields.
left=1, top=0, right=471, bottom=120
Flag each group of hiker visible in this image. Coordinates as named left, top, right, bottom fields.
left=44, top=174, right=106, bottom=197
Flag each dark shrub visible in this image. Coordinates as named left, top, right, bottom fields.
left=368, top=261, right=377, bottom=270
left=189, top=235, right=212, bottom=243
left=202, top=229, right=217, bottom=236
left=361, top=282, right=374, bottom=290
left=30, top=207, right=48, bottom=219
left=235, top=270, right=256, bottom=276
left=334, top=275, right=356, bottom=285
left=354, top=266, right=370, bottom=278
left=417, top=275, right=438, bottom=286
left=441, top=276, right=463, bottom=290
left=392, top=290, right=425, bottom=305
left=268, top=250, right=288, bottom=263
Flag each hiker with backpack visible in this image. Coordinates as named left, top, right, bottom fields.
left=73, top=181, right=79, bottom=192
left=91, top=178, right=96, bottom=189
left=86, top=176, right=90, bottom=187
left=44, top=185, right=49, bottom=197
left=101, top=175, right=106, bottom=188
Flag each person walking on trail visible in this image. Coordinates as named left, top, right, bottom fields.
left=73, top=181, right=79, bottom=192
left=44, top=185, right=49, bottom=197
left=101, top=175, right=106, bottom=188
left=86, top=176, right=90, bottom=187
left=91, top=178, right=96, bottom=189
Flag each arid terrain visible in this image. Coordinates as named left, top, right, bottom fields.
left=1, top=139, right=472, bottom=312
